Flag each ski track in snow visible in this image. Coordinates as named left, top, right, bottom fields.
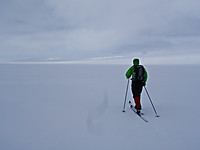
left=87, top=92, right=108, bottom=135
left=151, top=121, right=181, bottom=150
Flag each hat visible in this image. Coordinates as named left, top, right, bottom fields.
left=133, top=58, right=139, bottom=66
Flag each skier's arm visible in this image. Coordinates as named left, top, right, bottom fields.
left=144, top=68, right=148, bottom=82
left=125, top=66, right=134, bottom=79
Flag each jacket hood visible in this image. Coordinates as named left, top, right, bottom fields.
left=133, top=58, right=139, bottom=66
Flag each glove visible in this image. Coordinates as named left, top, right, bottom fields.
left=142, top=82, right=146, bottom=86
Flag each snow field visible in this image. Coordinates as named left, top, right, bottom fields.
left=0, top=64, right=199, bottom=150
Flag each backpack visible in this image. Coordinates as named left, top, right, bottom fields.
left=132, top=65, right=145, bottom=81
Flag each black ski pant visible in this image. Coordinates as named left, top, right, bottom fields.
left=131, top=81, right=143, bottom=98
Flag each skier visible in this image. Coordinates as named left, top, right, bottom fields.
left=125, top=58, right=148, bottom=113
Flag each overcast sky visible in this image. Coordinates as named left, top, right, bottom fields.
left=1, top=0, right=200, bottom=63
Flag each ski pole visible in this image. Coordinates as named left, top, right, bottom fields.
left=144, top=86, right=160, bottom=117
left=122, top=79, right=129, bottom=112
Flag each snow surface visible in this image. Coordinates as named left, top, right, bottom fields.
left=0, top=64, right=199, bottom=150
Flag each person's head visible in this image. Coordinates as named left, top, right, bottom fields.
left=133, top=58, right=139, bottom=66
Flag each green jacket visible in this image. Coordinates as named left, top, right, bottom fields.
left=126, top=65, right=148, bottom=82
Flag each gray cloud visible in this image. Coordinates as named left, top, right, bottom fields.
left=1, top=0, right=200, bottom=62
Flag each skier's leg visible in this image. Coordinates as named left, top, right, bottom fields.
left=134, top=96, right=141, bottom=110
left=133, top=82, right=143, bottom=110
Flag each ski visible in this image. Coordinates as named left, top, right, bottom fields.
left=128, top=101, right=148, bottom=122
left=130, top=106, right=144, bottom=115
left=130, top=107, right=148, bottom=122
left=128, top=101, right=144, bottom=115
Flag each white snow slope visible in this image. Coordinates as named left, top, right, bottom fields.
left=0, top=64, right=199, bottom=150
